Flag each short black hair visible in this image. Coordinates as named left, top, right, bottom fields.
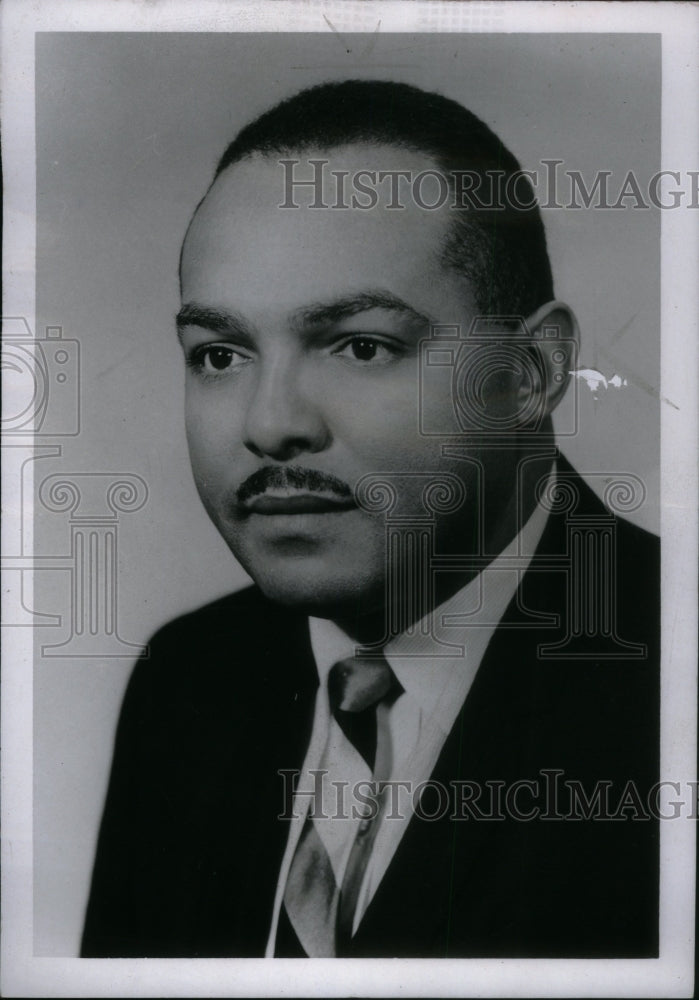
left=213, top=79, right=554, bottom=317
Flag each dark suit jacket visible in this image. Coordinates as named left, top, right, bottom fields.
left=81, top=460, right=659, bottom=958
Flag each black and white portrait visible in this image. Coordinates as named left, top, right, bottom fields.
left=2, top=3, right=697, bottom=997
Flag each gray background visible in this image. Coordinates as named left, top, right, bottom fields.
left=33, top=31, right=660, bottom=954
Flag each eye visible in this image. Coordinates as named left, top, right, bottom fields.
left=186, top=344, right=251, bottom=377
left=333, top=336, right=399, bottom=365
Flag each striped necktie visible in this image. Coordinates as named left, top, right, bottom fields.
left=277, top=653, right=399, bottom=956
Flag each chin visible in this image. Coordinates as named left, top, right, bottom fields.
left=242, top=557, right=384, bottom=618
left=224, top=521, right=387, bottom=615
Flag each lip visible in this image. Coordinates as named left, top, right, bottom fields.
left=242, top=492, right=357, bottom=515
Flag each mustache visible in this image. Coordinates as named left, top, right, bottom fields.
left=236, top=466, right=354, bottom=505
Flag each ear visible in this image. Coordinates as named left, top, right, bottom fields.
left=521, top=300, right=579, bottom=418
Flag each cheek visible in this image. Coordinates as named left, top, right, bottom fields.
left=184, top=414, right=209, bottom=472
left=329, top=375, right=430, bottom=459
left=184, top=416, right=231, bottom=512
left=362, top=410, right=444, bottom=471
left=184, top=389, right=235, bottom=463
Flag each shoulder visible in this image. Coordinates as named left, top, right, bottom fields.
left=526, top=455, right=660, bottom=663
left=124, top=585, right=313, bottom=710
left=574, top=463, right=659, bottom=597
left=554, top=455, right=659, bottom=561
left=147, top=584, right=283, bottom=652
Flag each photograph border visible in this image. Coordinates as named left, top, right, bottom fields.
left=2, top=1, right=697, bottom=996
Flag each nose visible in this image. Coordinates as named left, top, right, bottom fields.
left=243, top=356, right=331, bottom=461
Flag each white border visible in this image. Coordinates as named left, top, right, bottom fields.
left=2, top=1, right=697, bottom=996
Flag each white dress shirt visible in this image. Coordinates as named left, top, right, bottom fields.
left=265, top=470, right=553, bottom=956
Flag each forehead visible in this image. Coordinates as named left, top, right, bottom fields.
left=180, top=145, right=472, bottom=321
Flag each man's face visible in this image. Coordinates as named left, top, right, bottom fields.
left=179, top=145, right=520, bottom=618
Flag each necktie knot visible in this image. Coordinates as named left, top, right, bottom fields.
left=327, top=654, right=401, bottom=773
left=328, top=654, right=396, bottom=712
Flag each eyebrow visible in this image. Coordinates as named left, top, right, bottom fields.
left=176, top=303, right=253, bottom=341
left=293, top=290, right=433, bottom=328
left=176, top=290, right=433, bottom=341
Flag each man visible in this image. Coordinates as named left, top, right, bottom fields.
left=81, top=80, right=659, bottom=958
